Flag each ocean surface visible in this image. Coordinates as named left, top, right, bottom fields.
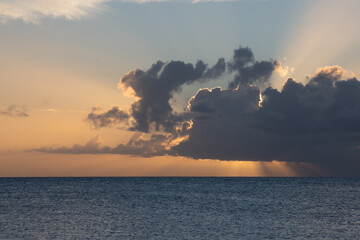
left=1, top=178, right=359, bottom=239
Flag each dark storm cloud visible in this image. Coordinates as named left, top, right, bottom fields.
left=120, top=60, right=206, bottom=132
left=90, top=57, right=226, bottom=132
left=34, top=46, right=360, bottom=175
left=0, top=105, right=29, bottom=117
left=173, top=85, right=265, bottom=161
left=87, top=46, right=273, bottom=132
left=173, top=66, right=360, bottom=176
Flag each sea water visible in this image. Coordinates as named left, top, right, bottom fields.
left=1, top=177, right=359, bottom=239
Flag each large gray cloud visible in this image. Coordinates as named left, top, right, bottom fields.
left=35, top=46, right=360, bottom=175
left=86, top=46, right=276, bottom=132
left=87, top=57, right=226, bottom=132
left=173, top=66, right=360, bottom=175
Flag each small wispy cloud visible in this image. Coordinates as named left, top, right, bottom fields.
left=192, top=0, right=235, bottom=3
left=0, top=0, right=109, bottom=24
left=0, top=105, right=29, bottom=117
left=120, top=0, right=234, bottom=3
left=39, top=108, right=86, bottom=114
left=0, top=0, right=235, bottom=24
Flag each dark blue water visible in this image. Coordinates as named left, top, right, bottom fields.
left=1, top=178, right=359, bottom=239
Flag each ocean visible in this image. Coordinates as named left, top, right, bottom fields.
left=1, top=177, right=359, bottom=239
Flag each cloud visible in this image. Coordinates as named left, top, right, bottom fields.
left=192, top=0, right=235, bottom=2
left=118, top=60, right=205, bottom=132
left=87, top=46, right=271, bottom=132
left=122, top=0, right=235, bottom=3
left=35, top=134, right=171, bottom=157
left=0, top=0, right=109, bottom=24
left=0, top=105, right=29, bottom=117
left=33, top=46, right=360, bottom=176
left=0, top=0, right=239, bottom=24
left=39, top=108, right=86, bottom=114
left=173, top=65, right=360, bottom=176
left=274, top=61, right=293, bottom=77
left=88, top=58, right=226, bottom=132
left=35, top=135, right=105, bottom=154
left=227, top=46, right=278, bottom=89
left=86, top=105, right=129, bottom=128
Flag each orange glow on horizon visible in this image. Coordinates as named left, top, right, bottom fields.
left=0, top=151, right=318, bottom=177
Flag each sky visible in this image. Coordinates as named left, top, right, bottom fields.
left=1, top=0, right=360, bottom=177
